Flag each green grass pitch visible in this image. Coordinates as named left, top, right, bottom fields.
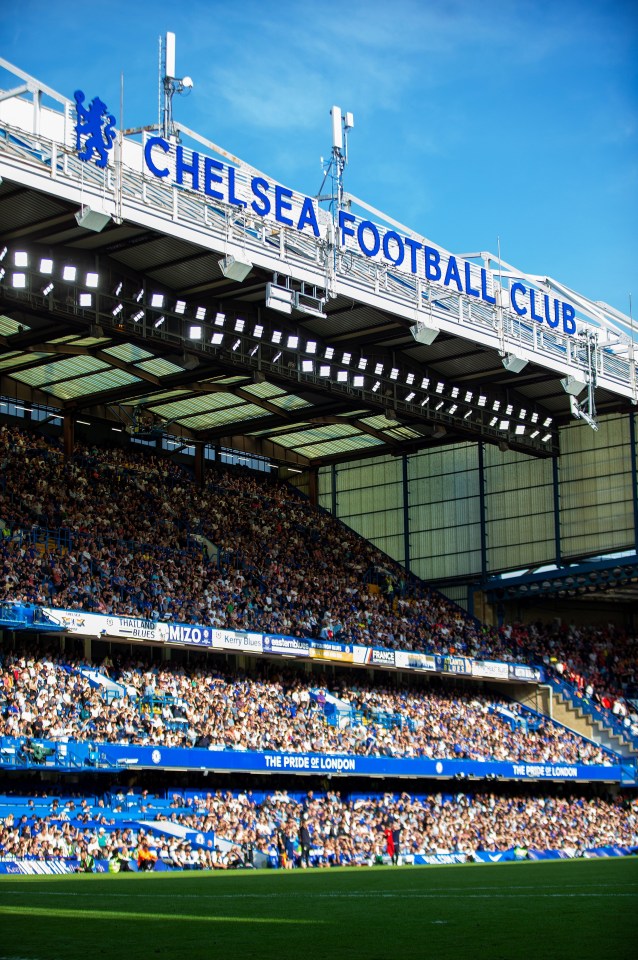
left=1, top=858, right=636, bottom=960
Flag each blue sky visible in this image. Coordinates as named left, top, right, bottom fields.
left=1, top=0, right=636, bottom=315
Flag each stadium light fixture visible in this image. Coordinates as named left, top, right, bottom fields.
left=353, top=375, right=365, bottom=388
left=271, top=331, right=282, bottom=344
left=325, top=347, right=335, bottom=360
left=0, top=246, right=7, bottom=261
left=12, top=273, right=26, bottom=288
left=406, top=391, right=415, bottom=402
left=196, top=306, right=206, bottom=320
left=358, top=358, right=368, bottom=370
left=154, top=316, right=165, bottom=328
left=375, top=363, right=384, bottom=375
left=39, top=257, right=53, bottom=274
left=320, top=365, right=331, bottom=377
left=232, top=339, right=241, bottom=351
left=306, top=340, right=317, bottom=354
left=211, top=332, right=224, bottom=345
left=42, top=282, right=54, bottom=296
left=390, top=368, right=399, bottom=380
left=234, top=318, right=245, bottom=332
left=272, top=350, right=282, bottom=362
left=336, top=370, right=348, bottom=383
left=302, top=360, right=314, bottom=373
left=406, top=373, right=415, bottom=385
left=86, top=272, right=99, bottom=288
left=189, top=325, right=202, bottom=339
left=131, top=309, right=144, bottom=321
left=266, top=281, right=294, bottom=314
left=79, top=293, right=92, bottom=308
left=14, top=251, right=28, bottom=267
left=372, top=381, right=380, bottom=392
left=253, top=324, right=264, bottom=338
left=150, top=293, right=164, bottom=309
left=62, top=265, right=77, bottom=281
left=175, top=300, right=186, bottom=314
left=287, top=335, right=299, bottom=349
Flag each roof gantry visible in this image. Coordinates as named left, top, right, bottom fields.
left=1, top=57, right=635, bottom=468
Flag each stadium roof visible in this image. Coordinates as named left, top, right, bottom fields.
left=1, top=57, right=636, bottom=470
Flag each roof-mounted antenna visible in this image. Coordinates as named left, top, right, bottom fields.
left=161, top=31, right=194, bottom=139
left=316, top=106, right=354, bottom=216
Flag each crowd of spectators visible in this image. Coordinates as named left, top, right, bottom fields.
left=1, top=787, right=636, bottom=867
left=0, top=422, right=635, bottom=722
left=0, top=646, right=615, bottom=765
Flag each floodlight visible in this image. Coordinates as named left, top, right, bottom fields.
left=211, top=332, right=223, bottom=345
left=175, top=300, right=186, bottom=314
left=114, top=282, right=123, bottom=296
left=0, top=247, right=7, bottom=261
left=215, top=313, right=226, bottom=326
left=151, top=293, right=164, bottom=308
left=530, top=429, right=540, bottom=438
left=436, top=382, right=444, bottom=394
left=196, top=306, right=206, bottom=320
left=273, top=351, right=282, bottom=362
left=325, top=347, right=334, bottom=360
left=353, top=375, right=364, bottom=388
left=135, top=289, right=144, bottom=302
left=478, top=395, right=487, bottom=407
left=219, top=255, right=252, bottom=282
left=86, top=272, right=99, bottom=288
left=75, top=206, right=111, bottom=232
left=249, top=344, right=259, bottom=356
left=306, top=341, right=317, bottom=354
left=542, top=433, right=552, bottom=442
left=287, top=335, right=299, bottom=349
left=40, top=258, right=53, bottom=273
left=464, top=391, right=472, bottom=403
left=464, top=410, right=472, bottom=419
left=112, top=303, right=123, bottom=316
left=490, top=416, right=498, bottom=426
left=543, top=417, right=552, bottom=427
left=295, top=291, right=326, bottom=317
left=154, top=316, right=165, bottom=328
left=406, top=392, right=415, bottom=402
left=272, top=331, right=282, bottom=344
left=519, top=409, right=527, bottom=420
left=319, top=365, right=331, bottom=377
left=302, top=360, right=314, bottom=372
left=358, top=358, right=367, bottom=370
left=406, top=372, right=414, bottom=385
left=515, top=425, right=525, bottom=435
left=499, top=420, right=510, bottom=431
left=232, top=339, right=241, bottom=351
left=337, top=371, right=348, bottom=382
left=342, top=352, right=351, bottom=365
left=375, top=363, right=384, bottom=375
left=436, top=400, right=445, bottom=411
left=448, top=404, right=457, bottom=414
left=506, top=404, right=513, bottom=416
left=189, top=325, right=202, bottom=339
left=390, top=368, right=398, bottom=380
left=492, top=401, right=500, bottom=412
left=42, top=282, right=54, bottom=296
left=14, top=251, right=28, bottom=267
left=12, top=273, right=26, bottom=288
left=131, top=310, right=144, bottom=321
left=63, top=266, right=77, bottom=281
left=450, top=386, right=459, bottom=398
left=79, top=293, right=92, bottom=307
left=372, top=381, right=381, bottom=392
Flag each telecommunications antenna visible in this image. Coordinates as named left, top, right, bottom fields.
left=316, top=105, right=354, bottom=215
left=161, top=31, right=194, bottom=139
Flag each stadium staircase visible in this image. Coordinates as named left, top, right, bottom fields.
left=519, top=681, right=637, bottom=759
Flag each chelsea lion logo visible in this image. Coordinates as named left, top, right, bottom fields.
left=151, top=749, right=162, bottom=765
left=74, top=90, right=116, bottom=169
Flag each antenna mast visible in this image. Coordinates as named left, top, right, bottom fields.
left=160, top=31, right=194, bottom=139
